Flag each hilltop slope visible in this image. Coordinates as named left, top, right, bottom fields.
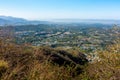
left=0, top=39, right=88, bottom=80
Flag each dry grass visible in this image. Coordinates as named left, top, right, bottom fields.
left=79, top=40, right=120, bottom=80
left=0, top=60, right=8, bottom=78
left=0, top=39, right=87, bottom=80
left=0, top=39, right=120, bottom=80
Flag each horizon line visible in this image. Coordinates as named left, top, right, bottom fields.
left=0, top=15, right=120, bottom=21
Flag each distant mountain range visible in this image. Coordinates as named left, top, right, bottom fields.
left=0, top=16, right=49, bottom=26
left=0, top=16, right=120, bottom=26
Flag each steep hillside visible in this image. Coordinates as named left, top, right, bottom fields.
left=0, top=39, right=88, bottom=80
left=79, top=40, right=120, bottom=80
left=0, top=39, right=120, bottom=80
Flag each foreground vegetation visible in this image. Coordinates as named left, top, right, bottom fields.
left=80, top=40, right=120, bottom=80
left=0, top=39, right=119, bottom=80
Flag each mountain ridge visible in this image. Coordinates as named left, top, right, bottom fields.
left=0, top=16, right=120, bottom=26
left=0, top=16, right=50, bottom=26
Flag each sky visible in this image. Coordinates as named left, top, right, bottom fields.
left=0, top=0, right=120, bottom=20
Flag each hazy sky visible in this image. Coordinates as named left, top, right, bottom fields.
left=0, top=0, right=120, bottom=20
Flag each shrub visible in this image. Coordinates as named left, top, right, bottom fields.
left=0, top=60, right=8, bottom=78
left=79, top=41, right=120, bottom=80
